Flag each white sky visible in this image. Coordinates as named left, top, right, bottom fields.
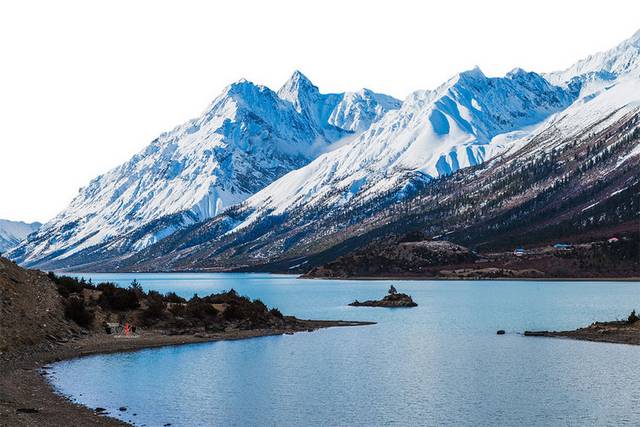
left=1, top=0, right=638, bottom=223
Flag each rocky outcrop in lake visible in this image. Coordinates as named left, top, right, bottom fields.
left=524, top=310, right=640, bottom=345
left=349, top=286, right=417, bottom=308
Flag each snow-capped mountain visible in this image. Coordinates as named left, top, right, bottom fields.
left=103, top=29, right=639, bottom=273
left=545, top=30, right=640, bottom=86
left=9, top=72, right=399, bottom=267
left=278, top=71, right=401, bottom=133
left=233, top=67, right=574, bottom=227
left=223, top=29, right=640, bottom=234
left=11, top=30, right=640, bottom=272
left=0, top=219, right=41, bottom=253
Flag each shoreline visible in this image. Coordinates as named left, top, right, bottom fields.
left=524, top=320, right=640, bottom=346
left=299, top=275, right=640, bottom=282
left=0, top=320, right=373, bottom=427
left=59, top=268, right=640, bottom=282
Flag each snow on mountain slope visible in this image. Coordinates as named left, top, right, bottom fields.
left=277, top=71, right=400, bottom=134
left=0, top=219, right=41, bottom=253
left=88, top=31, right=640, bottom=273
left=545, top=29, right=640, bottom=85
left=10, top=72, right=399, bottom=267
left=13, top=31, right=640, bottom=271
left=225, top=31, right=640, bottom=235
left=116, top=75, right=639, bottom=273
left=235, top=67, right=575, bottom=228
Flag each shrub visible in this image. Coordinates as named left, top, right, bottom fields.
left=64, top=296, right=94, bottom=328
left=628, top=310, right=639, bottom=324
left=164, top=291, right=186, bottom=304
left=49, top=272, right=94, bottom=297
left=222, top=302, right=244, bottom=321
left=206, top=289, right=243, bottom=305
left=97, top=282, right=140, bottom=311
left=142, top=292, right=166, bottom=325
left=186, top=294, right=218, bottom=319
left=168, top=303, right=186, bottom=317
left=253, top=299, right=267, bottom=311
left=129, top=279, right=145, bottom=298
left=269, top=308, right=284, bottom=319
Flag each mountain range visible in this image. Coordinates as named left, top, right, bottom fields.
left=8, top=73, right=399, bottom=268
left=8, top=30, right=640, bottom=273
left=0, top=219, right=41, bottom=254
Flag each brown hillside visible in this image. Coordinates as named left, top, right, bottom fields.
left=0, top=257, right=79, bottom=358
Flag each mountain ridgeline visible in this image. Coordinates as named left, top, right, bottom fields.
left=0, top=219, right=41, bottom=254
left=8, top=30, right=640, bottom=275
left=9, top=72, right=399, bottom=269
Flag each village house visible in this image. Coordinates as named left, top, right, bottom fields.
left=553, top=243, right=572, bottom=250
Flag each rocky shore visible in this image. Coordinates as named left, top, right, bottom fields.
left=302, top=232, right=640, bottom=280
left=1, top=321, right=372, bottom=426
left=524, top=311, right=640, bottom=345
left=349, top=286, right=417, bottom=307
left=0, top=257, right=373, bottom=426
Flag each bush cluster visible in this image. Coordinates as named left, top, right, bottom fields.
left=96, top=282, right=140, bottom=311
left=64, top=296, right=94, bottom=327
left=48, top=272, right=94, bottom=297
left=48, top=273, right=286, bottom=330
left=186, top=294, right=218, bottom=319
left=141, top=290, right=167, bottom=325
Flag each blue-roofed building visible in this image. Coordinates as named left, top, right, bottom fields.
left=553, top=243, right=572, bottom=250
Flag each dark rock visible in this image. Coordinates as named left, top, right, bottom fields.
left=94, top=407, right=107, bottom=413
left=119, top=406, right=127, bottom=411
left=523, top=330, right=549, bottom=336
left=496, top=330, right=505, bottom=335
left=16, top=408, right=39, bottom=414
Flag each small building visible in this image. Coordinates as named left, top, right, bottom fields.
left=104, top=322, right=123, bottom=335
left=104, top=322, right=137, bottom=336
left=553, top=243, right=572, bottom=250
left=513, top=247, right=526, bottom=256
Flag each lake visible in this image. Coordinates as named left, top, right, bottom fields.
left=48, top=273, right=640, bottom=426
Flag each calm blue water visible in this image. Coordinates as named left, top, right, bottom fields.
left=49, top=274, right=640, bottom=426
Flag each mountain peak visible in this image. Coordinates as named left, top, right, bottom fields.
left=458, top=66, right=485, bottom=80
left=289, top=70, right=312, bottom=84
left=210, top=78, right=272, bottom=113
left=506, top=67, right=528, bottom=78
left=545, top=29, right=640, bottom=85
left=278, top=70, right=319, bottom=100
left=219, top=78, right=262, bottom=98
left=227, top=77, right=259, bottom=90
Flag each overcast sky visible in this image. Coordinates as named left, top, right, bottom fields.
left=1, top=0, right=638, bottom=223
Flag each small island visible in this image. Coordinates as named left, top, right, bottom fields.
left=524, top=310, right=640, bottom=345
left=349, top=285, right=417, bottom=307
